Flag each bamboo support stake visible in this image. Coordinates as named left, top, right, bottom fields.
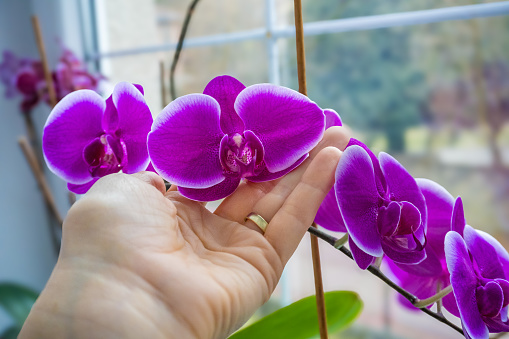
left=294, top=0, right=328, bottom=337
left=32, top=15, right=57, bottom=108
left=310, top=224, right=328, bottom=339
left=18, top=136, right=63, bottom=225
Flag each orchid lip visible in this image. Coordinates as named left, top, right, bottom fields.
left=219, top=130, right=264, bottom=178
left=83, top=133, right=127, bottom=178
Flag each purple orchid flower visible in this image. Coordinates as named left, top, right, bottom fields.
left=445, top=226, right=509, bottom=338
left=386, top=180, right=465, bottom=312
left=0, top=50, right=46, bottom=112
left=329, top=139, right=427, bottom=269
left=147, top=75, right=325, bottom=201
left=0, top=50, right=23, bottom=98
left=53, top=48, right=104, bottom=101
left=16, top=61, right=46, bottom=112
left=43, top=82, right=152, bottom=194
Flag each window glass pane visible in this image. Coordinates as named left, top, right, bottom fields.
left=156, top=0, right=265, bottom=37
left=102, top=40, right=267, bottom=113
left=282, top=16, right=509, bottom=236
left=100, top=0, right=265, bottom=53
left=277, top=0, right=507, bottom=23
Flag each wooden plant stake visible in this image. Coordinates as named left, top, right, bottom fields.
left=18, top=136, right=63, bottom=226
left=31, top=15, right=57, bottom=108
left=293, top=1, right=328, bottom=338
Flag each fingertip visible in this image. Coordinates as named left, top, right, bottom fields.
left=308, top=146, right=342, bottom=180
left=131, top=171, right=166, bottom=194
left=323, top=126, right=351, bottom=151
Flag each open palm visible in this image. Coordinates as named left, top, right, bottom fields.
left=20, top=127, right=349, bottom=339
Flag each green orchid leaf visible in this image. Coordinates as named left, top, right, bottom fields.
left=229, top=290, right=363, bottom=339
left=0, top=283, right=39, bottom=327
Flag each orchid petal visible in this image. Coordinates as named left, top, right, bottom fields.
left=387, top=258, right=440, bottom=309
left=502, top=305, right=509, bottom=322
left=483, top=317, right=509, bottom=333
left=379, top=152, right=426, bottom=244
left=445, top=231, right=488, bottom=339
left=324, top=109, right=342, bottom=128
left=67, top=178, right=98, bottom=194
left=145, top=162, right=157, bottom=173
left=477, top=282, right=504, bottom=318
left=247, top=154, right=307, bottom=183
left=464, top=225, right=506, bottom=280
left=112, top=82, right=152, bottom=174
left=442, top=291, right=460, bottom=317
left=43, top=90, right=105, bottom=184
left=476, top=230, right=509, bottom=280
left=346, top=138, right=387, bottom=196
left=102, top=95, right=118, bottom=133
left=382, top=237, right=426, bottom=264
left=336, top=145, right=383, bottom=256
left=378, top=201, right=401, bottom=236
left=236, top=83, right=324, bottom=173
left=133, top=83, right=144, bottom=95
left=495, top=279, right=509, bottom=308
left=315, top=187, right=347, bottom=233
left=203, top=75, right=246, bottom=134
left=452, top=197, right=466, bottom=235
left=178, top=177, right=240, bottom=201
left=148, top=94, right=225, bottom=189
left=349, top=237, right=375, bottom=270
left=398, top=201, right=422, bottom=235
left=416, top=178, right=454, bottom=260
left=392, top=244, right=443, bottom=276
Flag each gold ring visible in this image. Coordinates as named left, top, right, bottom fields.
left=244, top=212, right=268, bottom=233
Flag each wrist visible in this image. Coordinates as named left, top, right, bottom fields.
left=19, top=258, right=193, bottom=339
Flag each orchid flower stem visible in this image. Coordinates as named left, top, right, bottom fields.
left=306, top=226, right=464, bottom=336
left=333, top=233, right=349, bottom=249
left=413, top=285, right=453, bottom=308
left=373, top=256, right=383, bottom=269
left=436, top=282, right=444, bottom=315
left=170, top=0, right=201, bottom=100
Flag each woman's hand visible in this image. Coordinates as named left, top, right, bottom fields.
left=20, top=126, right=349, bottom=339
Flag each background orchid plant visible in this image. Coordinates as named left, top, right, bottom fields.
left=0, top=47, right=103, bottom=114
left=40, top=74, right=509, bottom=339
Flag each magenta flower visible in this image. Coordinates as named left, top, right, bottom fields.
left=0, top=50, right=27, bottom=98
left=330, top=139, right=427, bottom=269
left=43, top=82, right=152, bottom=193
left=16, top=61, right=45, bottom=112
left=386, top=181, right=465, bottom=312
left=148, top=75, right=325, bottom=201
left=445, top=226, right=509, bottom=338
left=53, top=48, right=104, bottom=101
left=0, top=50, right=46, bottom=112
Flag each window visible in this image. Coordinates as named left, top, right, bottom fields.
left=81, top=1, right=509, bottom=336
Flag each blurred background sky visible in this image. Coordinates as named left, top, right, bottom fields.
left=0, top=0, right=508, bottom=338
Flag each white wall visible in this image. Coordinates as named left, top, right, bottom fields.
left=0, top=0, right=82, bottom=332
